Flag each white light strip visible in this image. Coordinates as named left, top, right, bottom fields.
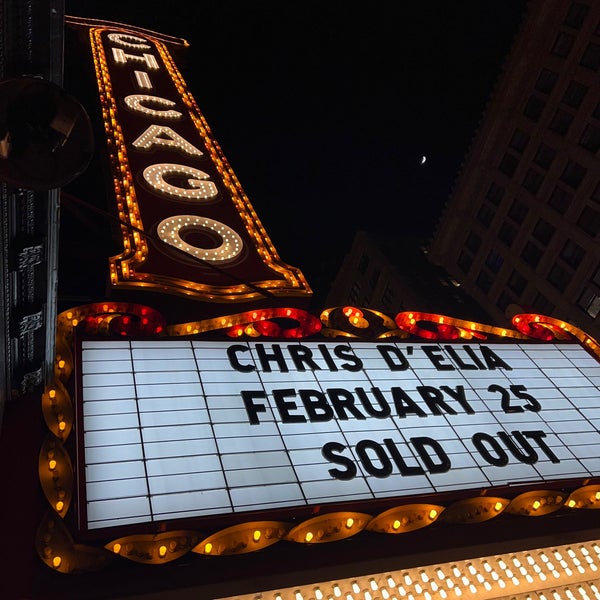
left=215, top=539, right=600, bottom=600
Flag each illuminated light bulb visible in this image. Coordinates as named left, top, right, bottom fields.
left=295, top=591, right=304, bottom=600
left=345, top=518, right=354, bottom=528
left=420, top=570, right=429, bottom=583
left=352, top=582, right=360, bottom=593
left=58, top=421, right=66, bottom=432
left=381, top=590, right=390, bottom=600
left=414, top=583, right=423, bottom=594
left=55, top=501, right=64, bottom=512
left=469, top=584, right=476, bottom=593
left=369, top=579, right=378, bottom=591
left=392, top=520, right=401, bottom=530
left=440, top=590, right=448, bottom=599
left=204, top=543, right=212, bottom=554
left=253, top=530, right=261, bottom=542
left=315, top=588, right=323, bottom=600
left=333, top=584, right=341, bottom=597
left=52, top=556, right=62, bottom=568
left=483, top=581, right=492, bottom=591
left=429, top=509, right=438, bottom=519
left=305, top=532, right=314, bottom=542
left=158, top=545, right=167, bottom=558
left=494, top=502, right=503, bottom=511
left=454, top=585, right=462, bottom=596
left=467, top=564, right=476, bottom=575
left=275, top=594, right=282, bottom=600
left=403, top=574, right=411, bottom=586
left=436, top=568, right=446, bottom=580
left=498, top=579, right=506, bottom=589
left=526, top=574, right=533, bottom=583
left=452, top=567, right=460, bottom=577
left=48, top=460, right=57, bottom=470
left=431, top=581, right=439, bottom=592
left=387, top=576, right=396, bottom=587
left=364, top=593, right=372, bottom=600
left=48, top=388, right=56, bottom=399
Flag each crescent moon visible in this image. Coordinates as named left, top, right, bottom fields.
left=420, top=155, right=427, bottom=165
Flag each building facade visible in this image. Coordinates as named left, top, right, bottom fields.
left=428, top=0, right=600, bottom=340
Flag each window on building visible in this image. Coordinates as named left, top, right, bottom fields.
left=532, top=292, right=555, bottom=315
left=508, top=270, right=527, bottom=295
left=560, top=160, right=587, bottom=189
left=565, top=2, right=590, bottom=28
left=551, top=31, right=575, bottom=57
left=476, top=269, right=494, bottom=294
left=457, top=251, right=473, bottom=274
left=498, top=221, right=517, bottom=246
left=521, top=241, right=543, bottom=267
left=548, top=263, right=571, bottom=291
left=485, top=249, right=504, bottom=273
left=579, top=124, right=600, bottom=153
left=477, top=204, right=495, bottom=227
left=485, top=182, right=505, bottom=206
left=533, top=143, right=556, bottom=170
left=560, top=239, right=585, bottom=268
left=369, top=267, right=380, bottom=289
left=562, top=80, right=588, bottom=107
left=548, top=185, right=572, bottom=214
left=534, top=69, right=558, bottom=94
left=508, top=199, right=528, bottom=223
left=358, top=254, right=370, bottom=274
left=382, top=284, right=394, bottom=308
left=509, top=129, right=530, bottom=153
left=577, top=205, right=600, bottom=236
left=522, top=168, right=544, bottom=194
left=349, top=281, right=362, bottom=304
left=592, top=181, right=600, bottom=205
left=499, top=152, right=519, bottom=177
left=578, top=287, right=600, bottom=318
left=532, top=218, right=556, bottom=245
left=580, top=42, right=600, bottom=71
left=497, top=290, right=516, bottom=312
left=524, top=95, right=545, bottom=122
left=549, top=108, right=574, bottom=135
left=465, top=231, right=482, bottom=253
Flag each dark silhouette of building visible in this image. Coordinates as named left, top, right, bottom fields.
left=428, top=0, right=600, bottom=341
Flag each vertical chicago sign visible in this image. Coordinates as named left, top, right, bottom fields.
left=66, top=17, right=312, bottom=302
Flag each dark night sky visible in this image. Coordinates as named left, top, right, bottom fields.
left=64, top=1, right=527, bottom=299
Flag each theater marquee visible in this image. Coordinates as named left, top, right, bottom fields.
left=66, top=17, right=312, bottom=302
left=78, top=339, right=600, bottom=531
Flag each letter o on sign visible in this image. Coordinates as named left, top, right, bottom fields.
left=157, top=215, right=243, bottom=262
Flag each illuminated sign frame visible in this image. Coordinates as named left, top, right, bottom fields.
left=67, top=16, right=312, bottom=302
left=77, top=337, right=600, bottom=532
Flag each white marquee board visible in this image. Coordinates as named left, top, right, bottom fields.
left=79, top=340, right=600, bottom=530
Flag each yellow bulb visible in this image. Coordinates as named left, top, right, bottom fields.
left=253, top=530, right=261, bottom=542
left=158, top=545, right=167, bottom=557
left=345, top=518, right=354, bottom=528
left=58, top=360, right=65, bottom=369
left=55, top=501, right=64, bottom=512
left=568, top=500, right=576, bottom=508
left=58, top=421, right=66, bottom=432
left=429, top=509, right=438, bottom=519
left=113, top=543, right=121, bottom=554
left=52, top=556, right=62, bottom=568
left=494, top=502, right=503, bottom=511
left=48, top=389, right=56, bottom=399
left=48, top=460, right=57, bottom=470
left=392, top=520, right=401, bottom=530
left=204, top=543, right=212, bottom=554
left=532, top=500, right=541, bottom=510
left=305, top=531, right=314, bottom=542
